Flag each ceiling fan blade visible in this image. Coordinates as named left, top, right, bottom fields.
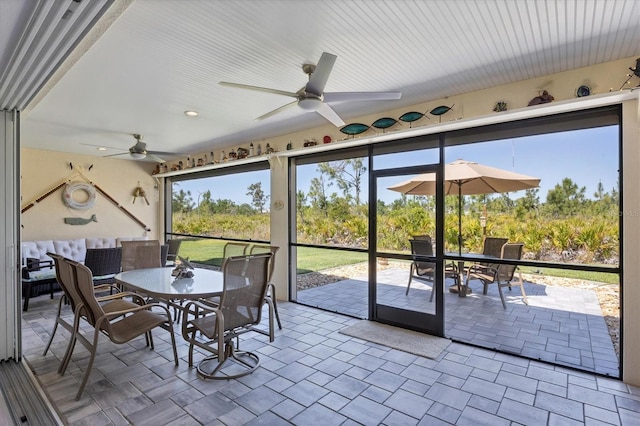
left=147, top=150, right=184, bottom=156
left=102, top=152, right=129, bottom=158
left=316, top=103, right=345, bottom=126
left=305, top=52, right=337, bottom=95
left=255, top=100, right=298, bottom=121
left=219, top=81, right=298, bottom=98
left=147, top=154, right=168, bottom=163
left=323, top=91, right=402, bottom=103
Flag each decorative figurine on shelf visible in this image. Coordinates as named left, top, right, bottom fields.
left=203, top=154, right=208, bottom=164
left=493, top=101, right=508, bottom=112
left=221, top=150, right=227, bottom=162
left=228, top=149, right=237, bottom=160
left=237, top=147, right=249, bottom=159
left=249, top=143, right=255, bottom=156
left=528, top=90, right=554, bottom=106
left=197, top=158, right=204, bottom=167
left=286, top=141, right=293, bottom=150
left=209, top=152, right=215, bottom=164
left=257, top=144, right=262, bottom=155
left=303, top=139, right=317, bottom=147
left=265, top=143, right=275, bottom=154
left=185, top=157, right=191, bottom=169
left=323, top=135, right=332, bottom=144
left=152, top=164, right=161, bottom=175
left=178, top=160, right=184, bottom=170
left=163, top=164, right=169, bottom=173
left=191, top=157, right=196, bottom=168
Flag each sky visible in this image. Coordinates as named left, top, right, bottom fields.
left=175, top=125, right=619, bottom=206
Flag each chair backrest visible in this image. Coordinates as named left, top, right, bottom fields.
left=84, top=247, right=122, bottom=276
left=47, top=252, right=83, bottom=312
left=409, top=239, right=434, bottom=272
left=223, top=242, right=249, bottom=260
left=166, top=239, right=182, bottom=261
left=67, top=259, right=106, bottom=328
left=483, top=237, right=508, bottom=258
left=220, top=253, right=272, bottom=331
left=411, top=235, right=432, bottom=243
left=249, top=244, right=279, bottom=281
left=497, top=243, right=524, bottom=282
left=121, top=240, right=161, bottom=271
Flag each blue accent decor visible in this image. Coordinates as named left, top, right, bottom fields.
left=372, top=117, right=398, bottom=129
left=429, top=105, right=454, bottom=116
left=399, top=111, right=425, bottom=123
left=340, top=123, right=370, bottom=135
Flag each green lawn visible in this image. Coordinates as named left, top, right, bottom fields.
left=178, top=238, right=618, bottom=283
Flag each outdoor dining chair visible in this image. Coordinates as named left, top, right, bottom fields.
left=68, top=258, right=178, bottom=400
left=249, top=244, right=282, bottom=330
left=120, top=240, right=162, bottom=271
left=464, top=242, right=528, bottom=308
left=181, top=253, right=273, bottom=379
left=42, top=253, right=147, bottom=376
left=406, top=238, right=459, bottom=302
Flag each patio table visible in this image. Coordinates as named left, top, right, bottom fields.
left=114, top=267, right=224, bottom=303
left=445, top=253, right=498, bottom=297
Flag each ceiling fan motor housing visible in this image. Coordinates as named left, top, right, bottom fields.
left=298, top=97, right=322, bottom=111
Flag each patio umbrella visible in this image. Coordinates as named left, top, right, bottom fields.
left=387, top=159, right=540, bottom=253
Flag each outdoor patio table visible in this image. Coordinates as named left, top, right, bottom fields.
left=114, top=267, right=224, bottom=306
left=445, top=253, right=498, bottom=297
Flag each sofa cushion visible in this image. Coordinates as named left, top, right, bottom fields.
left=86, top=237, right=117, bottom=249
left=21, top=240, right=55, bottom=266
left=53, top=238, right=87, bottom=263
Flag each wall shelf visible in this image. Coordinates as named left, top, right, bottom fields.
left=155, top=89, right=638, bottom=179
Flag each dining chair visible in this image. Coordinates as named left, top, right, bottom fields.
left=68, top=258, right=178, bottom=400
left=181, top=253, right=273, bottom=379
left=406, top=238, right=458, bottom=302
left=42, top=253, right=146, bottom=376
left=249, top=244, right=282, bottom=330
left=120, top=240, right=161, bottom=271
left=165, top=239, right=182, bottom=266
left=222, top=241, right=249, bottom=263
left=464, top=242, right=528, bottom=308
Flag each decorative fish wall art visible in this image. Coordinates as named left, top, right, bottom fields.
left=338, top=104, right=457, bottom=139
left=64, top=214, right=98, bottom=225
left=339, top=123, right=371, bottom=136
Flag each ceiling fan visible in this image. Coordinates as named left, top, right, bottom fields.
left=100, top=134, right=179, bottom=163
left=219, top=52, right=402, bottom=126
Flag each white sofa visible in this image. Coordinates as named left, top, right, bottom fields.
left=20, top=236, right=148, bottom=311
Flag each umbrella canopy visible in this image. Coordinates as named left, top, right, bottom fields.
left=388, top=159, right=540, bottom=252
left=387, top=159, right=541, bottom=196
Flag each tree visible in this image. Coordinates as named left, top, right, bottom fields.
left=514, top=188, right=540, bottom=218
left=247, top=182, right=268, bottom=212
left=172, top=189, right=194, bottom=213
left=544, top=177, right=586, bottom=217
left=308, top=173, right=330, bottom=215
left=318, top=158, right=367, bottom=205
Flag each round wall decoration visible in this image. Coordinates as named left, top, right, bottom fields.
left=63, top=182, right=96, bottom=210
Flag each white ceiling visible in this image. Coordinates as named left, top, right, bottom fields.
left=5, top=0, right=640, bottom=162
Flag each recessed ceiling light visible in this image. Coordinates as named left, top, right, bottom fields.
left=97, top=147, right=107, bottom=151
left=184, top=110, right=199, bottom=117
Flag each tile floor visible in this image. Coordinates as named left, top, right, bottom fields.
left=22, top=291, right=639, bottom=426
left=297, top=268, right=620, bottom=377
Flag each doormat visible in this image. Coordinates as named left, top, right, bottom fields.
left=339, top=321, right=451, bottom=359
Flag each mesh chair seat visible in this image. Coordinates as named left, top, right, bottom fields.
left=181, top=253, right=273, bottom=380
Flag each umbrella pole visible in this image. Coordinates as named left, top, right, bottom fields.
left=458, top=185, right=462, bottom=255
